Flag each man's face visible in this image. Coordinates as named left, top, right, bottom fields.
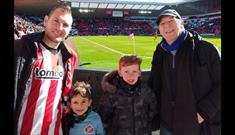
left=118, top=64, right=141, bottom=85
left=44, top=8, right=73, bottom=44
left=159, top=16, right=184, bottom=45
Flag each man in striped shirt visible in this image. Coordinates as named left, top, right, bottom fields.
left=14, top=2, right=77, bottom=135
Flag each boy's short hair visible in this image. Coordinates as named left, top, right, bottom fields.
left=48, top=1, right=72, bottom=16
left=119, top=55, right=142, bottom=70
left=68, top=81, right=92, bottom=102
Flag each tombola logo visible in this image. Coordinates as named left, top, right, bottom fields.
left=34, top=67, right=64, bottom=80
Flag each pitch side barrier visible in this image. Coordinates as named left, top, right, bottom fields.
left=73, top=67, right=151, bottom=110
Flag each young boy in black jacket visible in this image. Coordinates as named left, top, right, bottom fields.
left=98, top=55, right=158, bottom=135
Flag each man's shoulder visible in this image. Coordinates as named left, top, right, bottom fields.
left=14, top=32, right=42, bottom=54
left=187, top=30, right=216, bottom=52
left=64, top=44, right=77, bottom=57
left=21, top=32, right=43, bottom=42
left=195, top=38, right=218, bottom=54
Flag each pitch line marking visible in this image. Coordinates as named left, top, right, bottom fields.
left=81, top=37, right=125, bottom=55
left=80, top=37, right=152, bottom=59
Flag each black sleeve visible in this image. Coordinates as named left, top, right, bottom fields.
left=96, top=92, right=115, bottom=130
left=146, top=87, right=158, bottom=121
left=148, top=46, right=162, bottom=101
left=197, top=41, right=221, bottom=120
left=147, top=46, right=162, bottom=131
left=148, top=50, right=157, bottom=90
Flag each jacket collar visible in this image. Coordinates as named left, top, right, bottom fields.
left=22, top=31, right=73, bottom=64
left=102, top=70, right=141, bottom=96
left=158, top=30, right=202, bottom=53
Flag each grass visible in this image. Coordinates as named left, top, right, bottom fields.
left=70, top=36, right=221, bottom=70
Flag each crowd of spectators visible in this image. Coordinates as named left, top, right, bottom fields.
left=14, top=13, right=221, bottom=40
left=14, top=14, right=44, bottom=39
left=76, top=18, right=154, bottom=36
left=184, top=16, right=221, bottom=36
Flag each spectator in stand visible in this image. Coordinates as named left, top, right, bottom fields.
left=148, top=9, right=221, bottom=135
left=17, top=25, right=26, bottom=38
left=14, top=2, right=77, bottom=135
left=14, top=28, right=20, bottom=39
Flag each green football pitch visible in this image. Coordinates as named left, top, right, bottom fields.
left=69, top=36, right=221, bottom=70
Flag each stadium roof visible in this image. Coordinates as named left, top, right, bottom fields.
left=15, top=0, right=220, bottom=16
left=62, top=0, right=199, bottom=10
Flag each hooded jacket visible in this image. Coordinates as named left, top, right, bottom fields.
left=98, top=70, right=158, bottom=135
left=148, top=30, right=221, bottom=135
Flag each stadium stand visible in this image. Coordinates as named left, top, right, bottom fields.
left=14, top=1, right=220, bottom=134
left=76, top=18, right=154, bottom=36
left=184, top=12, right=221, bottom=36
left=14, top=12, right=221, bottom=39
left=14, top=14, right=44, bottom=39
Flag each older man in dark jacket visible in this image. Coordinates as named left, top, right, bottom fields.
left=148, top=9, right=221, bottom=135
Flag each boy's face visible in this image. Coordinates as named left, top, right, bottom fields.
left=69, top=94, right=92, bottom=116
left=118, top=64, right=141, bottom=85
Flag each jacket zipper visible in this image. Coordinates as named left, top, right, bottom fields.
left=171, top=53, right=176, bottom=131
left=172, top=53, right=175, bottom=69
left=171, top=52, right=176, bottom=103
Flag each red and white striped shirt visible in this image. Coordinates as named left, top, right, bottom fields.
left=17, top=43, right=66, bottom=135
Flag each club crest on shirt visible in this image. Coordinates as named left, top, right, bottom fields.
left=84, top=123, right=94, bottom=134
